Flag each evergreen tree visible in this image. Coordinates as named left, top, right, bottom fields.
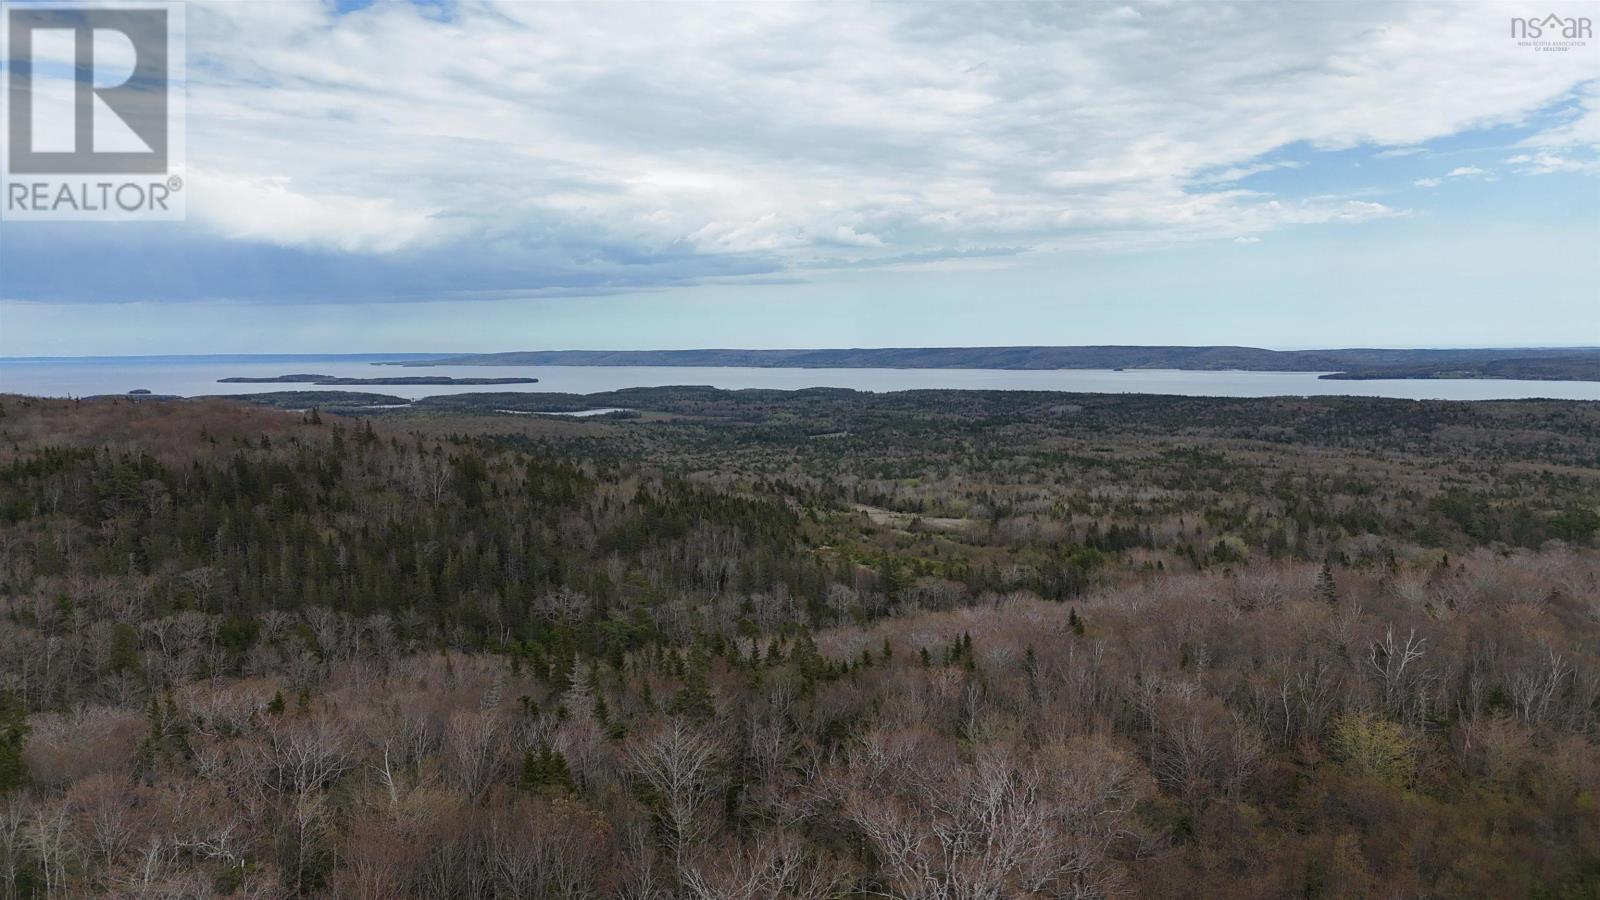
left=790, top=628, right=827, bottom=693
left=0, top=690, right=28, bottom=793
left=669, top=648, right=715, bottom=720
left=1316, top=560, right=1339, bottom=604
left=520, top=741, right=574, bottom=793
left=107, top=622, right=143, bottom=674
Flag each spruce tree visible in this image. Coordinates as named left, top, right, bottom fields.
left=520, top=741, right=574, bottom=794
left=0, top=690, right=28, bottom=793
left=1316, top=561, right=1339, bottom=604
left=669, top=649, right=715, bottom=720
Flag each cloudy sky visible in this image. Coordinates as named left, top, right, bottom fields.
left=2, top=0, right=1598, bottom=356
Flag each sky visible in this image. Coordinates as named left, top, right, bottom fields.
left=1, top=0, right=1598, bottom=356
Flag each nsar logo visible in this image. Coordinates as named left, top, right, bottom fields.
left=1510, top=12, right=1592, bottom=52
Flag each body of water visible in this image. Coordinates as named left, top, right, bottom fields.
left=2, top=355, right=1599, bottom=402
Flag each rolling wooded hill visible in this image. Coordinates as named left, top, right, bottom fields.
left=397, top=345, right=1600, bottom=380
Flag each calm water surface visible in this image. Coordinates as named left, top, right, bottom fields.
left=2, top=355, right=1599, bottom=402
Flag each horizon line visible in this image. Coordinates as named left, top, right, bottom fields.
left=6, top=343, right=1600, bottom=362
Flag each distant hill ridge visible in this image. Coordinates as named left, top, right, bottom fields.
left=396, top=346, right=1600, bottom=381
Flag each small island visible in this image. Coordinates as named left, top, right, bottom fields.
left=219, top=373, right=539, bottom=386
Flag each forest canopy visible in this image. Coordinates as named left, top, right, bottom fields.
left=0, top=390, right=1597, bottom=898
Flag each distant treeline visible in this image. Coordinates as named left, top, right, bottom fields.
left=218, top=373, right=539, bottom=385
left=1319, top=356, right=1600, bottom=381
left=394, top=345, right=1600, bottom=380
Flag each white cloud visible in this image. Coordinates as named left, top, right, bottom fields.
left=190, top=172, right=441, bottom=254
left=1194, top=161, right=1306, bottom=184
left=1508, top=152, right=1600, bottom=175
left=1509, top=82, right=1600, bottom=176
left=155, top=1, right=1600, bottom=291
left=1520, top=82, right=1600, bottom=149
left=1415, top=165, right=1498, bottom=187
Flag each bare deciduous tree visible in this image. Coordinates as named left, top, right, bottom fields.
left=629, top=719, right=722, bottom=873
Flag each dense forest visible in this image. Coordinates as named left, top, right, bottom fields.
left=0, top=389, right=1598, bottom=898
